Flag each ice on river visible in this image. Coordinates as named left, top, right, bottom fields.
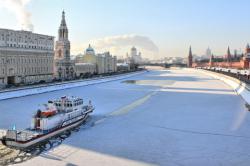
left=1, top=68, right=250, bottom=166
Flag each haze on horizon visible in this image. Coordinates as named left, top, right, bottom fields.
left=0, top=0, right=250, bottom=59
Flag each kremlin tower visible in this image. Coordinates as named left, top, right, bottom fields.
left=187, top=46, right=193, bottom=68
left=245, top=43, right=250, bottom=59
left=225, top=46, right=231, bottom=62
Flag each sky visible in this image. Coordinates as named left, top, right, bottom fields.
left=0, top=0, right=250, bottom=59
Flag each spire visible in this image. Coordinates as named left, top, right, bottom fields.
left=247, top=43, right=250, bottom=49
left=227, top=46, right=231, bottom=55
left=188, top=46, right=193, bottom=68
left=226, top=46, right=231, bottom=62
left=60, top=10, right=67, bottom=27
left=58, top=10, right=68, bottom=40
left=189, top=46, right=192, bottom=57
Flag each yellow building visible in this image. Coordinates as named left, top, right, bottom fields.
left=75, top=44, right=117, bottom=74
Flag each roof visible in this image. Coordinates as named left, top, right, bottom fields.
left=75, top=63, right=95, bottom=66
left=117, top=63, right=129, bottom=67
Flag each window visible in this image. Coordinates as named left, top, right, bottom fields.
left=58, top=49, right=62, bottom=58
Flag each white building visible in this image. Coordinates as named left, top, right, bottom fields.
left=0, top=28, right=54, bottom=85
left=130, top=46, right=142, bottom=64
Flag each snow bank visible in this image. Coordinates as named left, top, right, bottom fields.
left=0, top=71, right=146, bottom=101
left=197, top=69, right=250, bottom=104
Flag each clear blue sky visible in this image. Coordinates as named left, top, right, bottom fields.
left=0, top=0, right=250, bottom=58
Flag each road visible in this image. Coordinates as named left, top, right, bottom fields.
left=1, top=68, right=250, bottom=166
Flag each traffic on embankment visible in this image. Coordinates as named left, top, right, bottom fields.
left=0, top=70, right=146, bottom=101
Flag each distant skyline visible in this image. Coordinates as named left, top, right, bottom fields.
left=0, top=0, right=250, bottom=59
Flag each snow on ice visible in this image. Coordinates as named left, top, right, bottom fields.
left=0, top=68, right=250, bottom=166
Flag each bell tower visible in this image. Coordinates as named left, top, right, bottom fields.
left=54, top=11, right=74, bottom=79
left=55, top=10, right=70, bottom=61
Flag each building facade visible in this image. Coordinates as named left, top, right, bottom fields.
left=130, top=46, right=142, bottom=64
left=0, top=28, right=54, bottom=86
left=75, top=44, right=117, bottom=74
left=54, top=11, right=74, bottom=80
left=74, top=63, right=96, bottom=78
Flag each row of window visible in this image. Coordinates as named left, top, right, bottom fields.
left=5, top=43, right=53, bottom=50
left=54, top=100, right=83, bottom=107
left=0, top=33, right=53, bottom=45
left=0, top=58, right=53, bottom=65
left=0, top=67, right=52, bottom=75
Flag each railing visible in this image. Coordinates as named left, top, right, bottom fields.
left=197, top=67, right=250, bottom=91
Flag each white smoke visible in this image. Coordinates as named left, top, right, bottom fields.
left=0, top=0, right=34, bottom=31
left=79, top=34, right=159, bottom=59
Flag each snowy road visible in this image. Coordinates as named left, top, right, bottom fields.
left=1, top=68, right=250, bottom=166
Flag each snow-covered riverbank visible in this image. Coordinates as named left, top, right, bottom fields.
left=197, top=69, right=250, bottom=104
left=0, top=71, right=146, bottom=101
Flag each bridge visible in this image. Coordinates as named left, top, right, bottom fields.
left=139, top=62, right=187, bottom=68
left=0, top=67, right=249, bottom=166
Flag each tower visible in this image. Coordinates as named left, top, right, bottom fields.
left=131, top=46, right=137, bottom=57
left=54, top=11, right=74, bottom=79
left=187, top=46, right=193, bottom=68
left=209, top=54, right=214, bottom=67
left=225, top=46, right=231, bottom=62
left=245, top=43, right=250, bottom=59
left=55, top=10, right=70, bottom=61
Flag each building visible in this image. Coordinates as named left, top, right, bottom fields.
left=130, top=46, right=142, bottom=64
left=0, top=28, right=54, bottom=86
left=187, top=46, right=193, bottom=68
left=74, top=63, right=96, bottom=78
left=117, top=63, right=130, bottom=72
left=96, top=52, right=117, bottom=74
left=202, top=47, right=212, bottom=59
left=76, top=44, right=117, bottom=74
left=54, top=11, right=74, bottom=80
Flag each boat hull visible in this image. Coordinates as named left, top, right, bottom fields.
left=3, top=108, right=93, bottom=149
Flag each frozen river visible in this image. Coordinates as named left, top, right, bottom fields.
left=1, top=68, right=250, bottom=166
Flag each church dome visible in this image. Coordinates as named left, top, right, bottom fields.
left=131, top=46, right=136, bottom=51
left=85, top=44, right=95, bottom=55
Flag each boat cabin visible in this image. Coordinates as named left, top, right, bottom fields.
left=54, top=96, right=84, bottom=112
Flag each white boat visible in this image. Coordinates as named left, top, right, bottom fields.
left=1, top=96, right=94, bottom=149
